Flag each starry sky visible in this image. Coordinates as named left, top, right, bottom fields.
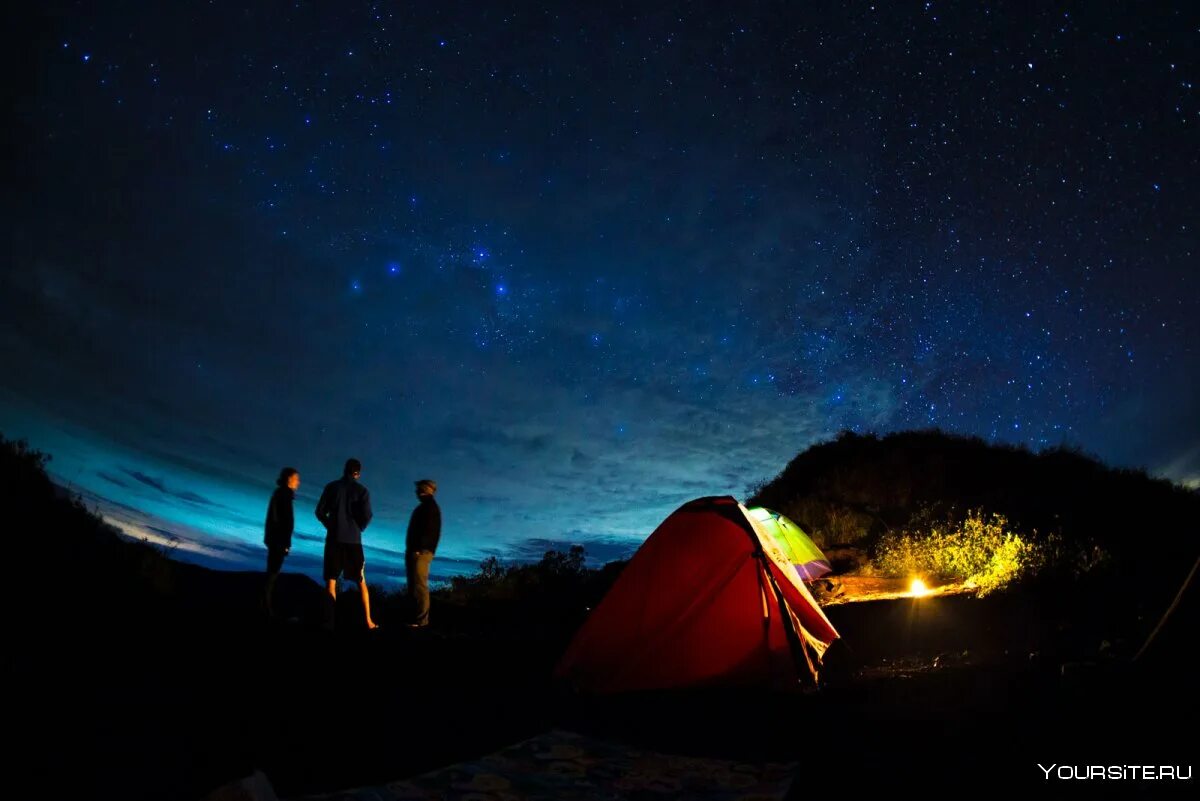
left=3, top=1, right=1198, bottom=585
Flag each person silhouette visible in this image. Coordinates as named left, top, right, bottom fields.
left=315, top=458, right=378, bottom=629
left=263, top=467, right=299, bottom=618
left=405, top=479, right=441, bottom=627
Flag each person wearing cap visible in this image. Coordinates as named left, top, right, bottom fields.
left=315, top=458, right=378, bottom=630
left=405, top=479, right=441, bottom=627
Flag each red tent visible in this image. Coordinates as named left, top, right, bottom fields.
left=555, top=496, right=840, bottom=693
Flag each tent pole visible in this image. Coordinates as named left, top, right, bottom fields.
left=758, top=551, right=816, bottom=685
left=1132, top=552, right=1199, bottom=662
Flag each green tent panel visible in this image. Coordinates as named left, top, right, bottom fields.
left=746, top=506, right=833, bottom=581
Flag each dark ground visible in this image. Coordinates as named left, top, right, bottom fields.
left=7, top=559, right=1195, bottom=801
left=4, top=433, right=1195, bottom=799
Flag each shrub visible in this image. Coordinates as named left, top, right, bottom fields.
left=748, top=429, right=1200, bottom=582
left=1, top=433, right=179, bottom=619
left=442, top=545, right=589, bottom=604
left=871, top=510, right=1046, bottom=595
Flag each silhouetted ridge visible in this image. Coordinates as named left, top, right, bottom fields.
left=748, top=429, right=1198, bottom=576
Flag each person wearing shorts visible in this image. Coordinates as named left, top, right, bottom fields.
left=323, top=540, right=365, bottom=584
left=315, top=458, right=377, bottom=629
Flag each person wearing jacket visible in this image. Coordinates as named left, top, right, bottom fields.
left=405, top=479, right=441, bottom=627
left=315, top=458, right=378, bottom=629
left=263, top=467, right=299, bottom=618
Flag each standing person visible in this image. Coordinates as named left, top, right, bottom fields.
left=263, top=467, right=299, bottom=618
left=405, top=479, right=441, bottom=628
left=315, top=458, right=378, bottom=630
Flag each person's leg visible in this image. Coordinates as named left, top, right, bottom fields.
left=264, top=573, right=278, bottom=616
left=345, top=545, right=375, bottom=628
left=358, top=580, right=378, bottom=629
left=412, top=550, right=433, bottom=626
left=319, top=540, right=341, bottom=630
left=323, top=540, right=340, bottom=601
left=264, top=547, right=285, bottom=617
left=405, top=551, right=417, bottom=619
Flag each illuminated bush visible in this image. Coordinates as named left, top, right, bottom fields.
left=871, top=510, right=1046, bottom=595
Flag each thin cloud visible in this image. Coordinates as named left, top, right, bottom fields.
left=120, top=467, right=222, bottom=507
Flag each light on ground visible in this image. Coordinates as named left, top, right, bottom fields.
left=909, top=578, right=930, bottom=597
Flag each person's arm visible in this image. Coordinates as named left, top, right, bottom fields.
left=358, top=488, right=373, bottom=531
left=428, top=504, right=441, bottom=553
left=315, top=485, right=330, bottom=527
left=283, top=495, right=294, bottom=550
left=405, top=507, right=418, bottom=552
left=265, top=491, right=279, bottom=544
left=414, top=503, right=436, bottom=550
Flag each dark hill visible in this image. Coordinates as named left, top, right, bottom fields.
left=749, top=429, right=1198, bottom=572
left=5, top=431, right=1198, bottom=800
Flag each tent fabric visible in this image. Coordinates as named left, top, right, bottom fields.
left=555, top=496, right=839, bottom=693
left=745, top=506, right=833, bottom=581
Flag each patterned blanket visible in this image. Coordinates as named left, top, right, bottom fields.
left=294, top=729, right=796, bottom=801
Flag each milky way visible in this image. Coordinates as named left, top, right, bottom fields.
left=3, top=2, right=1197, bottom=582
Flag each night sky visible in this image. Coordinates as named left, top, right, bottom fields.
left=3, top=2, right=1198, bottom=584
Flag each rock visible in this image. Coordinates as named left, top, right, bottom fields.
left=201, top=770, right=278, bottom=801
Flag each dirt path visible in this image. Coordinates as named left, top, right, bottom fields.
left=814, top=574, right=976, bottom=604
